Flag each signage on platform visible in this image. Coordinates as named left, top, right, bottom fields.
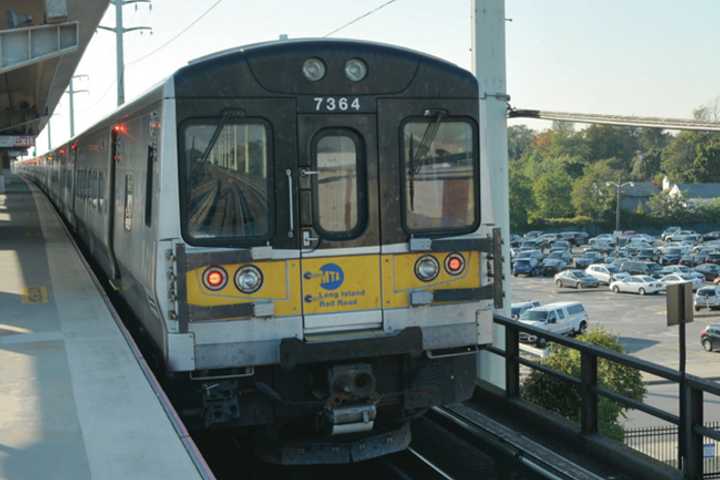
left=0, top=135, right=34, bottom=148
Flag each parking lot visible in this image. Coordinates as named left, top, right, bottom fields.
left=512, top=275, right=720, bottom=426
left=512, top=275, right=720, bottom=376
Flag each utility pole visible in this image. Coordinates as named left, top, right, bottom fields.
left=472, top=0, right=510, bottom=388
left=67, top=75, right=89, bottom=138
left=46, top=112, right=59, bottom=150
left=606, top=181, right=634, bottom=232
left=98, top=0, right=152, bottom=106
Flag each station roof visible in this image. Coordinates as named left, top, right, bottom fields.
left=0, top=0, right=109, bottom=144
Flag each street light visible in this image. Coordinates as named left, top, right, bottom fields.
left=606, top=181, right=635, bottom=233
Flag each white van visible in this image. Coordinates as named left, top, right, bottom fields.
left=518, top=302, right=589, bottom=344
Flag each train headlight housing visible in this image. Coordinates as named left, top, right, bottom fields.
left=302, top=58, right=326, bottom=82
left=235, top=266, right=263, bottom=294
left=344, top=58, right=367, bottom=82
left=202, top=266, right=228, bottom=291
left=415, top=256, right=440, bottom=282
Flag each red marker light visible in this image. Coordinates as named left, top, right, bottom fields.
left=202, top=266, right=228, bottom=291
left=444, top=253, right=465, bottom=276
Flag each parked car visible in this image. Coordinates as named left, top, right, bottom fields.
left=660, top=247, right=683, bottom=265
left=659, top=265, right=691, bottom=276
left=610, top=275, right=664, bottom=295
left=512, top=258, right=540, bottom=277
left=704, top=253, right=720, bottom=265
left=547, top=249, right=572, bottom=263
left=695, top=287, right=720, bottom=312
left=662, top=226, right=681, bottom=241
left=511, top=300, right=542, bottom=320
left=585, top=264, right=629, bottom=285
left=694, top=263, right=720, bottom=281
left=518, top=302, right=589, bottom=344
left=541, top=257, right=568, bottom=276
left=659, top=273, right=704, bottom=291
left=702, top=231, right=720, bottom=242
left=554, top=270, right=600, bottom=289
left=524, top=230, right=543, bottom=239
left=700, top=324, right=720, bottom=352
left=573, top=253, right=594, bottom=269
left=510, top=234, right=522, bottom=248
left=634, top=247, right=659, bottom=262
left=619, top=260, right=662, bottom=277
left=550, top=240, right=571, bottom=251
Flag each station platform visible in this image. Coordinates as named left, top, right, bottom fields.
left=0, top=175, right=210, bottom=479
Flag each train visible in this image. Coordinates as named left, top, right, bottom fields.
left=17, top=38, right=499, bottom=464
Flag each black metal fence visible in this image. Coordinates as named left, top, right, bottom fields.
left=624, top=422, right=720, bottom=478
left=486, top=314, right=720, bottom=480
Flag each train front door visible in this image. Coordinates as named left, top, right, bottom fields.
left=296, top=114, right=382, bottom=333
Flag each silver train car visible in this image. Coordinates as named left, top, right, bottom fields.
left=19, top=38, right=497, bottom=463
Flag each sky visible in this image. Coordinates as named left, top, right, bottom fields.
left=35, top=0, right=720, bottom=154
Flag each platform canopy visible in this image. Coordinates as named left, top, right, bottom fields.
left=0, top=0, right=109, bottom=152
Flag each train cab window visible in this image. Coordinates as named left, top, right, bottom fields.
left=313, top=130, right=364, bottom=237
left=402, top=119, right=478, bottom=233
left=145, top=145, right=156, bottom=227
left=183, top=121, right=271, bottom=242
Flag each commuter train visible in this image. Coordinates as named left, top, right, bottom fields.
left=18, top=39, right=498, bottom=464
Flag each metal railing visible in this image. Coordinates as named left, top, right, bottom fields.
left=624, top=422, right=720, bottom=477
left=484, top=314, right=720, bottom=479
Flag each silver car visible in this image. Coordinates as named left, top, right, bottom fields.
left=695, top=287, right=720, bottom=311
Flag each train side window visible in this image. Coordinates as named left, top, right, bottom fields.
left=145, top=145, right=156, bottom=227
left=182, top=121, right=271, bottom=242
left=401, top=119, right=479, bottom=234
left=311, top=129, right=365, bottom=238
left=124, top=174, right=134, bottom=231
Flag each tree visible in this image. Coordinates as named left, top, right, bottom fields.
left=571, top=160, right=622, bottom=219
left=646, top=191, right=687, bottom=219
left=583, top=125, right=639, bottom=167
left=530, top=166, right=574, bottom=220
left=661, top=131, right=697, bottom=182
left=522, top=328, right=646, bottom=441
left=509, top=168, right=534, bottom=231
left=508, top=125, right=536, bottom=161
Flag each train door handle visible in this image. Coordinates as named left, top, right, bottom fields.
left=302, top=230, right=319, bottom=248
left=300, top=169, right=318, bottom=176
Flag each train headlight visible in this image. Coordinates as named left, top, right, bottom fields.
left=344, top=58, right=367, bottom=82
left=235, top=266, right=263, bottom=294
left=302, top=57, right=326, bottom=82
left=202, top=266, right=228, bottom=291
left=415, top=256, right=440, bottom=282
left=444, top=253, right=466, bottom=276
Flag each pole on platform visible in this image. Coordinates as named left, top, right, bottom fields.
left=472, top=0, right=511, bottom=388
left=67, top=75, right=89, bottom=138
left=98, top=0, right=152, bottom=107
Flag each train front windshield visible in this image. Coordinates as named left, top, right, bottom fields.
left=183, top=121, right=271, bottom=241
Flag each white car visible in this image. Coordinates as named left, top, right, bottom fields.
left=660, top=273, right=704, bottom=291
left=610, top=275, right=664, bottom=295
left=585, top=264, right=629, bottom=285
left=695, top=287, right=720, bottom=311
left=518, top=302, right=589, bottom=344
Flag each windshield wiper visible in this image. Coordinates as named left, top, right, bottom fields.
left=409, top=109, right=446, bottom=210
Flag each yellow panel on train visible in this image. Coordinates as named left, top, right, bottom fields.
left=186, top=260, right=301, bottom=317
left=301, top=255, right=381, bottom=315
left=382, top=251, right=481, bottom=309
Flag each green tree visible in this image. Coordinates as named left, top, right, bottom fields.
left=531, top=166, right=574, bottom=220
left=522, top=328, right=646, bottom=441
left=583, top=125, right=639, bottom=167
left=509, top=168, right=534, bottom=231
left=646, top=191, right=687, bottom=219
left=571, top=160, right=622, bottom=219
left=661, top=131, right=703, bottom=183
left=508, top=125, right=536, bottom=161
left=693, top=135, right=720, bottom=182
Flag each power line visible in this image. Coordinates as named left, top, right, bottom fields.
left=126, top=0, right=224, bottom=66
left=323, top=0, right=400, bottom=37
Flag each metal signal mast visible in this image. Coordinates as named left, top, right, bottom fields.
left=99, top=0, right=152, bottom=106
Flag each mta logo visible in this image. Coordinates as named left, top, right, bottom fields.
left=320, top=263, right=344, bottom=290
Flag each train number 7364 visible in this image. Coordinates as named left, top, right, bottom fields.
left=313, top=96, right=361, bottom=112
